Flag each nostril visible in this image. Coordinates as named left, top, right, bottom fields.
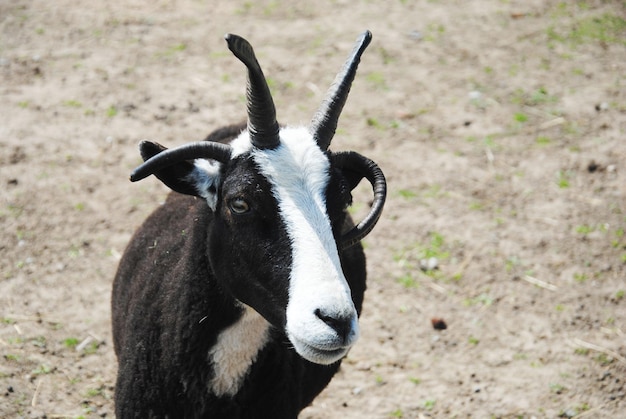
left=314, top=309, right=352, bottom=342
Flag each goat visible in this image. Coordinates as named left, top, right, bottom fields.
left=111, top=31, right=386, bottom=418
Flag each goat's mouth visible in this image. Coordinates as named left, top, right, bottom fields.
left=289, top=335, right=352, bottom=365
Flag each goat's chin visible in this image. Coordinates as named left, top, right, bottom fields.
left=289, top=337, right=351, bottom=365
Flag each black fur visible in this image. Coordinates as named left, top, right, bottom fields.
left=112, top=125, right=367, bottom=418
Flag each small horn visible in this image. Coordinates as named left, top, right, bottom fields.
left=130, top=141, right=232, bottom=182
left=225, top=34, right=280, bottom=150
left=332, top=151, right=386, bottom=249
left=311, top=30, right=372, bottom=151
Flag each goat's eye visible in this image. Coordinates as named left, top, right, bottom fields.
left=229, top=198, right=250, bottom=214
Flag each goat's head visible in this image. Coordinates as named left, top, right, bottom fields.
left=129, top=31, right=386, bottom=365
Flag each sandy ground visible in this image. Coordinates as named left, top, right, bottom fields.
left=1, top=0, right=625, bottom=417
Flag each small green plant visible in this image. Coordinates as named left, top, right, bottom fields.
left=556, top=171, right=570, bottom=188
left=390, top=408, right=404, bottom=418
left=397, top=274, right=419, bottom=289
left=64, top=337, right=80, bottom=348
left=423, top=399, right=436, bottom=410
left=32, top=364, right=53, bottom=375
left=614, top=290, right=625, bottom=300
left=468, top=336, right=479, bottom=345
left=106, top=105, right=118, bottom=117
left=535, top=136, right=551, bottom=146
left=83, top=341, right=100, bottom=355
left=398, top=189, right=417, bottom=199
left=576, top=224, right=594, bottom=234
left=513, top=112, right=528, bottom=123
left=63, top=99, right=82, bottom=108
left=574, top=347, right=590, bottom=356
left=464, top=293, right=494, bottom=307
left=409, top=377, right=421, bottom=385
left=85, top=387, right=103, bottom=398
left=595, top=353, right=614, bottom=366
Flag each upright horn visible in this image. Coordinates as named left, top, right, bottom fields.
left=225, top=34, right=280, bottom=149
left=310, top=30, right=372, bottom=151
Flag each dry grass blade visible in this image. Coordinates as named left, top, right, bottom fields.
left=570, top=338, right=626, bottom=367
left=522, top=275, right=557, bottom=291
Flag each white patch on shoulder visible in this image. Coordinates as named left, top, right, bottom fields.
left=208, top=304, right=271, bottom=397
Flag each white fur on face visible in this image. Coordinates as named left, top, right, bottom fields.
left=208, top=304, right=271, bottom=397
left=189, top=159, right=222, bottom=210
left=245, top=127, right=359, bottom=365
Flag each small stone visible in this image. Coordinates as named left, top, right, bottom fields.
left=431, top=317, right=447, bottom=330
left=420, top=257, right=439, bottom=271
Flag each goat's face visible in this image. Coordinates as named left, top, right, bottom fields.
left=129, top=32, right=386, bottom=365
left=207, top=128, right=359, bottom=363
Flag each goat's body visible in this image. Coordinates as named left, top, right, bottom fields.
left=112, top=191, right=366, bottom=418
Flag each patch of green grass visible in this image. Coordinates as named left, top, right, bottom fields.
left=556, top=171, right=570, bottom=188
left=390, top=408, right=404, bottom=418
left=574, top=347, right=590, bottom=356
left=106, top=105, right=118, bottom=117
left=576, top=224, right=594, bottom=234
left=63, top=99, right=82, bottom=108
left=547, top=13, right=626, bottom=47
left=535, top=136, right=551, bottom=146
left=394, top=232, right=455, bottom=283
left=4, top=354, right=20, bottom=362
left=32, top=364, right=53, bottom=375
left=513, top=112, right=528, bottom=123
left=595, top=353, right=614, bottom=366
left=573, top=273, right=588, bottom=283
left=464, top=293, right=494, bottom=307
left=63, top=337, right=79, bottom=348
left=397, top=274, right=419, bottom=289
left=85, top=387, right=103, bottom=398
left=468, top=336, right=480, bottom=345
left=83, top=340, right=100, bottom=355
left=398, top=189, right=417, bottom=199
left=614, top=290, right=625, bottom=300
left=511, top=87, right=558, bottom=107
left=423, top=399, right=436, bottom=410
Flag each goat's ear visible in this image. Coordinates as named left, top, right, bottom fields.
left=137, top=141, right=223, bottom=212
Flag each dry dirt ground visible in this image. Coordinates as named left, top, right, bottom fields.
left=1, top=0, right=625, bottom=418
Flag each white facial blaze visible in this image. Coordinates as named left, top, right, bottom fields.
left=238, top=127, right=359, bottom=365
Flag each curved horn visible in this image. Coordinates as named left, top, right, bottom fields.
left=332, top=151, right=386, bottom=249
left=225, top=34, right=280, bottom=149
left=130, top=141, right=232, bottom=182
left=311, top=30, right=372, bottom=151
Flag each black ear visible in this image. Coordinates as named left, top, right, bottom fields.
left=138, top=141, right=200, bottom=197
left=341, top=166, right=365, bottom=192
